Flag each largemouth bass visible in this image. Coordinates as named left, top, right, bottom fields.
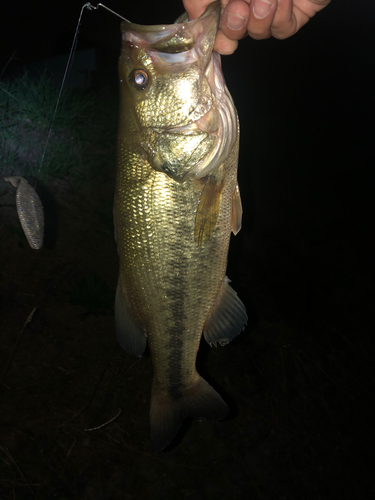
left=114, top=1, right=247, bottom=450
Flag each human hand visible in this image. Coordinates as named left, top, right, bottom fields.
left=183, top=0, right=331, bottom=54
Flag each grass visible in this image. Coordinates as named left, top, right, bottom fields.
left=0, top=70, right=117, bottom=183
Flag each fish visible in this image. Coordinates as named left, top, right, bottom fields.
left=114, top=0, right=247, bottom=450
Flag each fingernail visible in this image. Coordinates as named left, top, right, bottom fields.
left=253, top=0, right=273, bottom=20
left=226, top=12, right=247, bottom=31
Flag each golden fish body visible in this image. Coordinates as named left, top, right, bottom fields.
left=114, top=1, right=247, bottom=449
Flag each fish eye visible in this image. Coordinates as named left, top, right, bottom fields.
left=131, top=69, right=149, bottom=90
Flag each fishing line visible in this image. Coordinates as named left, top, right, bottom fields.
left=34, top=2, right=128, bottom=189
left=2, top=3, right=127, bottom=249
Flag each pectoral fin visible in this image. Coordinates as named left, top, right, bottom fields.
left=115, top=280, right=147, bottom=357
left=231, top=182, right=242, bottom=235
left=194, top=175, right=224, bottom=246
left=203, top=277, right=247, bottom=347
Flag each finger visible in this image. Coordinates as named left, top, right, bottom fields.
left=220, top=0, right=250, bottom=41
left=247, top=0, right=278, bottom=40
left=269, top=0, right=297, bottom=39
left=213, top=30, right=239, bottom=55
left=271, top=0, right=302, bottom=39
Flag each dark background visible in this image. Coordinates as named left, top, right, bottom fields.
left=1, top=1, right=374, bottom=499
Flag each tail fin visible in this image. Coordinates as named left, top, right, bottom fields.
left=150, top=376, right=229, bottom=450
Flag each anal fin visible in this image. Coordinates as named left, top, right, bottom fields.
left=204, top=276, right=247, bottom=347
left=115, top=280, right=146, bottom=357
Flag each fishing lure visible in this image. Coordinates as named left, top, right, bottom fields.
left=2, top=4, right=125, bottom=250
left=3, top=176, right=44, bottom=249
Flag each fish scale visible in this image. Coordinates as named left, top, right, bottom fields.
left=114, top=1, right=247, bottom=450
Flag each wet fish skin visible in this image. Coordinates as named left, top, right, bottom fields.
left=114, top=1, right=247, bottom=450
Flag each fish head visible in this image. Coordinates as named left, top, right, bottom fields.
left=118, top=1, right=237, bottom=182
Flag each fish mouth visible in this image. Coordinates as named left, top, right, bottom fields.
left=121, top=2, right=220, bottom=70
